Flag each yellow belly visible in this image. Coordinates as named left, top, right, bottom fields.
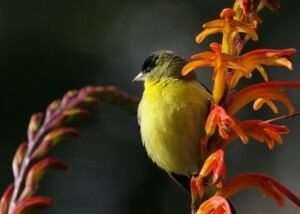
left=138, top=79, right=211, bottom=176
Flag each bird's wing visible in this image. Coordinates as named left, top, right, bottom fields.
left=168, top=172, right=191, bottom=194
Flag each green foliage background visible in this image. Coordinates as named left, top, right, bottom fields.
left=0, top=0, right=299, bottom=213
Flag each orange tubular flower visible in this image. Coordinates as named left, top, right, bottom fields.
left=226, top=82, right=300, bottom=116
left=198, top=196, right=232, bottom=214
left=219, top=120, right=289, bottom=149
left=182, top=43, right=236, bottom=76
left=198, top=149, right=226, bottom=187
left=182, top=43, right=237, bottom=103
left=182, top=43, right=230, bottom=76
left=196, top=8, right=258, bottom=44
left=216, top=174, right=300, bottom=208
left=205, top=105, right=248, bottom=143
left=183, top=47, right=296, bottom=103
left=228, top=48, right=296, bottom=89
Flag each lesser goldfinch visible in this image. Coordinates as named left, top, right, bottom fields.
left=133, top=50, right=212, bottom=191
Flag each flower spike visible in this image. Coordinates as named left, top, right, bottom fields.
left=196, top=8, right=258, bottom=44
left=186, top=0, right=299, bottom=213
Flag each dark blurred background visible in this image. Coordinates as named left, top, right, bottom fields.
left=0, top=0, right=300, bottom=213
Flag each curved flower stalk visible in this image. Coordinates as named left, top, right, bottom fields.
left=183, top=0, right=300, bottom=213
left=0, top=86, right=139, bottom=214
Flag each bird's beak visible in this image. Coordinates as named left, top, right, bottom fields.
left=132, top=72, right=145, bottom=82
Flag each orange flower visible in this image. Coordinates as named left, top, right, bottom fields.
left=228, top=48, right=296, bottom=89
left=182, top=43, right=237, bottom=103
left=216, top=173, right=300, bottom=208
left=182, top=43, right=231, bottom=76
left=183, top=46, right=296, bottom=103
left=198, top=149, right=226, bottom=187
left=226, top=82, right=300, bottom=115
left=197, top=196, right=232, bottom=214
left=219, top=119, right=289, bottom=149
left=205, top=105, right=248, bottom=143
left=193, top=150, right=226, bottom=210
left=183, top=47, right=296, bottom=92
left=196, top=8, right=258, bottom=44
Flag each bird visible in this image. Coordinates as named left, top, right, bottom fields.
left=133, top=50, right=212, bottom=192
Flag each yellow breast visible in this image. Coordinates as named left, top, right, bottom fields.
left=138, top=78, right=211, bottom=176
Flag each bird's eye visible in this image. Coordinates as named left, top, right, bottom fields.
left=146, top=67, right=152, bottom=73
left=142, top=54, right=158, bottom=74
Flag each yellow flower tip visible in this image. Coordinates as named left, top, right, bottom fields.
left=231, top=124, right=249, bottom=144
left=182, top=63, right=195, bottom=76
left=205, top=110, right=218, bottom=137
left=256, top=65, right=268, bottom=81
left=253, top=98, right=264, bottom=110
left=195, top=33, right=204, bottom=44
left=217, top=174, right=300, bottom=208
left=228, top=71, right=243, bottom=89
left=253, top=98, right=278, bottom=113
left=196, top=27, right=222, bottom=43
left=198, top=196, right=232, bottom=214
left=213, top=69, right=226, bottom=104
left=220, top=8, right=236, bottom=19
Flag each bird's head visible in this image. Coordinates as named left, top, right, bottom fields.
left=133, top=50, right=197, bottom=83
